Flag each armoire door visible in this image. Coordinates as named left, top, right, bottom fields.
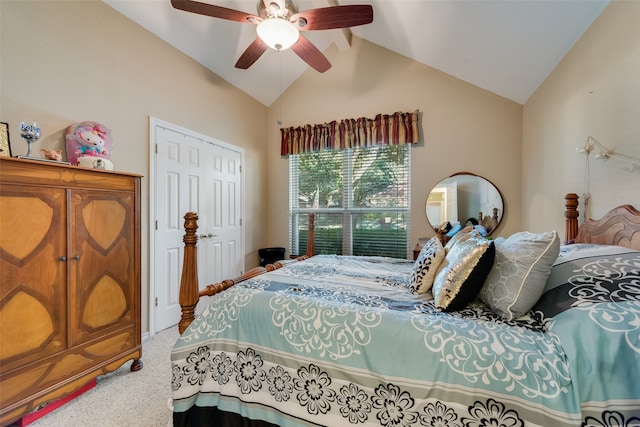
left=0, top=185, right=68, bottom=373
left=68, top=188, right=138, bottom=348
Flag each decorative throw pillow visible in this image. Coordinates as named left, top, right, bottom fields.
left=479, top=230, right=560, bottom=321
left=409, top=236, right=445, bottom=294
left=432, top=235, right=495, bottom=311
left=443, top=225, right=474, bottom=253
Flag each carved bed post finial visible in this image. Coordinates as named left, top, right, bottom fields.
left=565, top=193, right=579, bottom=244
left=179, top=212, right=199, bottom=334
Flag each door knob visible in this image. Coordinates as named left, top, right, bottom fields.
left=199, top=233, right=218, bottom=239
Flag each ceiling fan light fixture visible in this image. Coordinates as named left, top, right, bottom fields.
left=171, top=0, right=373, bottom=71
left=256, top=18, right=299, bottom=51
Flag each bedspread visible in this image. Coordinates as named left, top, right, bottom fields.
left=172, top=249, right=640, bottom=426
left=532, top=244, right=640, bottom=425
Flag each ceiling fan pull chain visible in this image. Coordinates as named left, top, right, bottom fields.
left=278, top=51, right=283, bottom=127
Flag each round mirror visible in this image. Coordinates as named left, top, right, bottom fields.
left=426, top=172, right=504, bottom=236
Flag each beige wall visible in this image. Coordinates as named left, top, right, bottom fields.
left=0, top=1, right=268, bottom=333
left=265, top=36, right=523, bottom=252
left=523, top=0, right=640, bottom=235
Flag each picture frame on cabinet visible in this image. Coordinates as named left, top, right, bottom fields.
left=0, top=122, right=11, bottom=157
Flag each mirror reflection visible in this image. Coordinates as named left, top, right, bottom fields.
left=426, top=172, right=503, bottom=237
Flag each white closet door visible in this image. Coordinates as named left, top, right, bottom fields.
left=152, top=119, right=244, bottom=333
left=201, top=144, right=243, bottom=285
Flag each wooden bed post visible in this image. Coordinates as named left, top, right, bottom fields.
left=306, top=213, right=315, bottom=257
left=178, top=212, right=199, bottom=334
left=564, top=193, right=579, bottom=244
left=178, top=211, right=317, bottom=334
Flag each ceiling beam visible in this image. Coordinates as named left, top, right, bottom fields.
left=324, top=0, right=353, bottom=51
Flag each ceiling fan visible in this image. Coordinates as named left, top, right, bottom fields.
left=170, top=0, right=374, bottom=72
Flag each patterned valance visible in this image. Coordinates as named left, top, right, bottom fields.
left=280, top=110, right=420, bottom=155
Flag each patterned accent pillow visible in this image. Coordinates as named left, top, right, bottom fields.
left=479, top=231, right=560, bottom=320
left=432, top=235, right=495, bottom=311
left=443, top=225, right=474, bottom=254
left=409, top=236, right=445, bottom=294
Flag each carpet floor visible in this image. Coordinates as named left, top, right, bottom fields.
left=12, top=327, right=180, bottom=427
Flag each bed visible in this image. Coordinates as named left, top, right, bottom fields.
left=171, top=192, right=640, bottom=426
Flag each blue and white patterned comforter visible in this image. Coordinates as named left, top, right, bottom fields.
left=171, top=247, right=640, bottom=426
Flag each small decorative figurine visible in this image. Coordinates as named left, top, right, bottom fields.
left=65, top=121, right=113, bottom=167
left=41, top=148, right=63, bottom=161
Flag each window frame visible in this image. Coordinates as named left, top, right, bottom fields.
left=289, top=145, right=411, bottom=258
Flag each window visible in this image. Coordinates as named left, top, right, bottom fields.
left=289, top=144, right=410, bottom=258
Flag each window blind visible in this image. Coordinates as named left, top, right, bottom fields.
left=289, top=144, right=410, bottom=258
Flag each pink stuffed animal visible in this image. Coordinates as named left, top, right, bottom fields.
left=65, top=121, right=113, bottom=166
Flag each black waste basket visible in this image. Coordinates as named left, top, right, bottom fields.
left=258, top=247, right=285, bottom=267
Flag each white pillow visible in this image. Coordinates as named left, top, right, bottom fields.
left=409, top=236, right=445, bottom=294
left=479, top=231, right=560, bottom=320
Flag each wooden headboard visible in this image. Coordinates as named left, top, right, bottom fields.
left=564, top=193, right=640, bottom=250
left=478, top=208, right=499, bottom=232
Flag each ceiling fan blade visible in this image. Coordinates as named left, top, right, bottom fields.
left=235, top=38, right=269, bottom=69
left=171, top=0, right=261, bottom=24
left=291, top=36, right=331, bottom=73
left=291, top=5, right=373, bottom=31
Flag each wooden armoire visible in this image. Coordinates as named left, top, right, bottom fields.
left=0, top=157, right=142, bottom=425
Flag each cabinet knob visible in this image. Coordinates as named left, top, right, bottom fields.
left=73, top=255, right=80, bottom=260
left=59, top=256, right=67, bottom=261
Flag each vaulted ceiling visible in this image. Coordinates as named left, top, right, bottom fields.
left=104, top=0, right=609, bottom=106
